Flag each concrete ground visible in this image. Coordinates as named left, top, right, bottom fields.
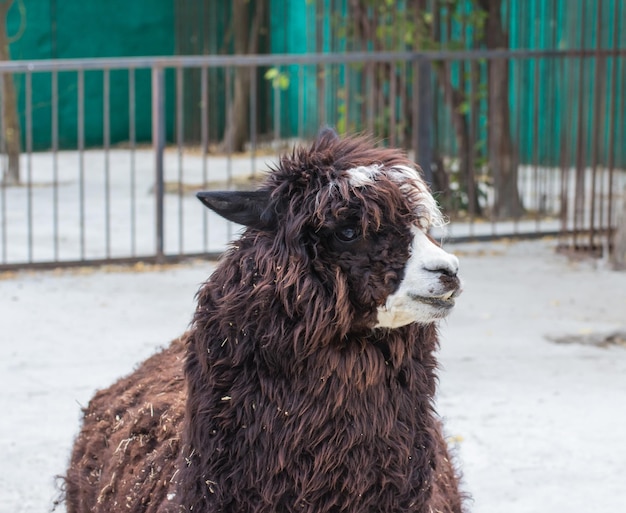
left=1, top=238, right=625, bottom=513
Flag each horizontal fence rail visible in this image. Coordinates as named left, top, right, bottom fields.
left=1, top=48, right=625, bottom=72
left=0, top=50, right=624, bottom=270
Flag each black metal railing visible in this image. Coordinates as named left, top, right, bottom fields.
left=0, top=49, right=624, bottom=269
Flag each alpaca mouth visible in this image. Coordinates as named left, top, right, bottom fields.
left=409, top=289, right=459, bottom=309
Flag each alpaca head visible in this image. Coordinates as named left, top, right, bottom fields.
left=197, top=130, right=460, bottom=335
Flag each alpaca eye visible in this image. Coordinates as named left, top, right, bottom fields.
left=335, top=226, right=361, bottom=243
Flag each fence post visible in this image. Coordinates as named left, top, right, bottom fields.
left=612, top=188, right=626, bottom=270
left=152, top=65, right=166, bottom=262
left=413, top=55, right=434, bottom=187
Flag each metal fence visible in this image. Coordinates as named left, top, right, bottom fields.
left=0, top=49, right=624, bottom=270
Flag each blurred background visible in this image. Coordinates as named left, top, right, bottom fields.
left=0, top=0, right=624, bottom=269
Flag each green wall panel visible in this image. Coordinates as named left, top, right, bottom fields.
left=6, top=0, right=174, bottom=150
left=3, top=0, right=624, bottom=167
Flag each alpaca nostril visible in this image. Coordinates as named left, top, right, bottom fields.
left=424, top=259, right=459, bottom=278
left=438, top=266, right=458, bottom=278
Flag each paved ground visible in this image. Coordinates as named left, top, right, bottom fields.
left=1, top=238, right=625, bottom=513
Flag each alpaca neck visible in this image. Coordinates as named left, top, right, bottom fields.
left=177, top=315, right=441, bottom=513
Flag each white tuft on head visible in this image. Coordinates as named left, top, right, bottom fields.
left=345, top=164, right=382, bottom=187
left=346, top=163, right=447, bottom=231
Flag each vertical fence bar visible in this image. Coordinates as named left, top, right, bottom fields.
left=315, top=0, right=324, bottom=128
left=51, top=69, right=59, bottom=261
left=366, top=62, right=374, bottom=135
left=176, top=66, right=184, bottom=255
left=225, top=67, right=233, bottom=241
left=200, top=65, right=209, bottom=252
left=77, top=68, right=86, bottom=260
left=399, top=61, right=407, bottom=149
left=225, top=66, right=232, bottom=184
left=558, top=55, right=570, bottom=243
left=574, top=49, right=587, bottom=247
left=376, top=61, right=385, bottom=140
left=249, top=65, right=257, bottom=177
left=0, top=73, right=6, bottom=263
left=318, top=63, right=327, bottom=129
left=606, top=0, right=620, bottom=248
left=468, top=60, right=480, bottom=234
left=103, top=68, right=111, bottom=258
left=589, top=0, right=604, bottom=251
left=128, top=67, right=137, bottom=257
left=532, top=56, right=540, bottom=230
left=415, top=56, right=433, bottom=186
left=544, top=54, right=555, bottom=217
left=411, top=59, right=419, bottom=173
left=25, top=71, right=33, bottom=262
left=273, top=66, right=281, bottom=143
left=343, top=62, right=350, bottom=135
left=298, top=65, right=304, bottom=139
left=487, top=56, right=497, bottom=237
left=565, top=5, right=579, bottom=247
left=152, top=65, right=166, bottom=262
left=509, top=5, right=520, bottom=233
left=547, top=1, right=559, bottom=217
left=389, top=61, right=396, bottom=147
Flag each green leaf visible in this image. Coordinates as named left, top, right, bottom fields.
left=264, top=68, right=278, bottom=80
left=457, top=101, right=471, bottom=115
left=277, top=75, right=290, bottom=90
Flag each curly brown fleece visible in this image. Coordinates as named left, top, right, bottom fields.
left=65, top=131, right=467, bottom=513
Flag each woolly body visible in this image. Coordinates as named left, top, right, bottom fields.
left=65, top=131, right=465, bottom=513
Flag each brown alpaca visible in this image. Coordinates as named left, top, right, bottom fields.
left=65, top=129, right=466, bottom=513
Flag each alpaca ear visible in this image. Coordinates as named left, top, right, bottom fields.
left=317, top=125, right=339, bottom=142
left=314, top=126, right=340, bottom=151
left=196, top=190, right=275, bottom=230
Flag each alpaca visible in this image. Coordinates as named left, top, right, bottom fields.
left=65, top=129, right=466, bottom=513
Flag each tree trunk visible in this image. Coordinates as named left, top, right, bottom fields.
left=220, top=0, right=266, bottom=153
left=0, top=0, right=20, bottom=185
left=433, top=62, right=482, bottom=216
left=479, top=0, right=524, bottom=218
